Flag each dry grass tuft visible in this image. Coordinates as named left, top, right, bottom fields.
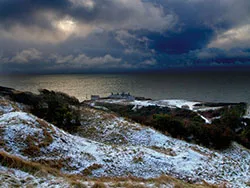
left=190, top=146, right=210, bottom=157
left=22, top=135, right=41, bottom=157
left=91, top=182, right=106, bottom=188
left=151, top=146, right=177, bottom=156
left=0, top=150, right=61, bottom=176
left=245, top=182, right=250, bottom=186
left=0, top=98, right=22, bottom=114
left=36, top=119, right=54, bottom=147
left=36, top=158, right=65, bottom=170
left=82, top=163, right=103, bottom=176
left=0, top=150, right=88, bottom=187
left=36, top=156, right=78, bottom=172
left=21, top=119, right=54, bottom=157
left=0, top=153, right=219, bottom=188
left=0, top=128, right=6, bottom=148
left=133, top=156, right=143, bottom=163
left=67, top=175, right=219, bottom=188
left=39, top=128, right=53, bottom=147
left=124, top=183, right=146, bottom=188
left=70, top=180, right=87, bottom=188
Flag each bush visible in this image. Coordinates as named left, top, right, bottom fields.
left=153, top=114, right=186, bottom=138
left=38, top=89, right=79, bottom=105
left=219, top=106, right=243, bottom=129
left=239, top=127, right=250, bottom=147
left=31, top=89, right=81, bottom=133
left=10, top=91, right=41, bottom=106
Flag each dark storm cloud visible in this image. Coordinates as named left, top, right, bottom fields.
left=0, top=0, right=69, bottom=18
left=0, top=0, right=69, bottom=27
left=0, top=0, right=250, bottom=73
left=0, top=0, right=175, bottom=31
left=144, top=27, right=214, bottom=54
left=158, top=0, right=250, bottom=29
left=2, top=0, right=248, bottom=31
left=0, top=0, right=120, bottom=23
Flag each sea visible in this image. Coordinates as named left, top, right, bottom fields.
left=1, top=71, right=250, bottom=103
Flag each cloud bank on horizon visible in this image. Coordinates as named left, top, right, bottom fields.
left=0, top=0, right=250, bottom=73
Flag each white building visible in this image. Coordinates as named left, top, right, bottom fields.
left=108, top=92, right=135, bottom=101
left=91, top=95, right=100, bottom=101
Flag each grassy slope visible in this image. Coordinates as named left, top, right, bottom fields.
left=0, top=96, right=249, bottom=187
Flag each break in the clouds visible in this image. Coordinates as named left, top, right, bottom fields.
left=0, top=0, right=175, bottom=43
left=0, top=0, right=250, bottom=73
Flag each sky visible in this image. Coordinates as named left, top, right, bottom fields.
left=0, top=0, right=250, bottom=73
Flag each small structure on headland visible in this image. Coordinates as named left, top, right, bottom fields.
left=108, top=92, right=135, bottom=101
left=90, top=92, right=135, bottom=101
left=91, top=95, right=100, bottom=101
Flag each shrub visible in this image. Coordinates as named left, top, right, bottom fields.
left=153, top=114, right=186, bottom=138
left=9, top=91, right=41, bottom=106
left=38, top=89, right=79, bottom=105
left=31, top=89, right=81, bottom=132
left=240, top=128, right=250, bottom=147
left=219, top=106, right=243, bottom=129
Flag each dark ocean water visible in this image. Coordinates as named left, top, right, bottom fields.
left=1, top=71, right=250, bottom=103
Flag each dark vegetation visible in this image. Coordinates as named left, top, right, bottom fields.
left=96, top=102, right=249, bottom=150
left=1, top=86, right=249, bottom=149
left=0, top=87, right=81, bottom=133
left=31, top=89, right=81, bottom=132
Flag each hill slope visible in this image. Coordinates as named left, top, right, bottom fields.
left=0, top=96, right=250, bottom=187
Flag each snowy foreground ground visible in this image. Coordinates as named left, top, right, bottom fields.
left=0, top=97, right=250, bottom=187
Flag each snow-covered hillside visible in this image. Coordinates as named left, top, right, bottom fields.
left=1, top=96, right=250, bottom=187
